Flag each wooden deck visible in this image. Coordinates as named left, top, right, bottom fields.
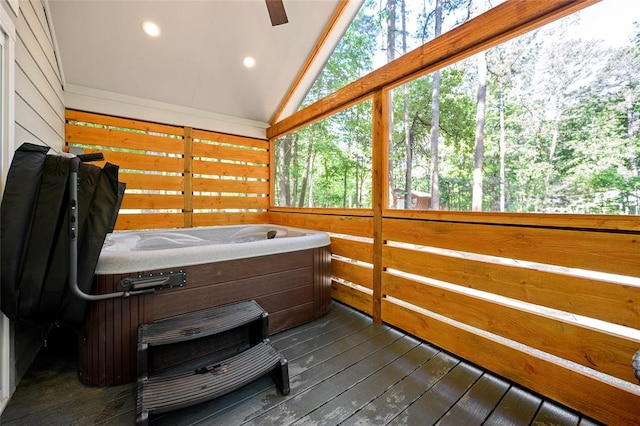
left=1, top=302, right=603, bottom=425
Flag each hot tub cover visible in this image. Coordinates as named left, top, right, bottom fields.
left=1, top=143, right=122, bottom=327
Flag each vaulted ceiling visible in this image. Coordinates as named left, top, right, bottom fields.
left=48, top=1, right=360, bottom=133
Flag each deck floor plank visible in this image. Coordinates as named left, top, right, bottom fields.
left=243, top=330, right=415, bottom=426
left=269, top=302, right=365, bottom=345
left=532, top=400, right=581, bottom=425
left=278, top=315, right=375, bottom=361
left=207, top=327, right=406, bottom=426
left=292, top=341, right=436, bottom=425
left=0, top=302, right=604, bottom=426
left=340, top=350, right=459, bottom=426
left=483, top=384, right=543, bottom=425
left=437, top=372, right=510, bottom=425
left=387, top=362, right=484, bottom=425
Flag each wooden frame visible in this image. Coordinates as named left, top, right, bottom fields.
left=266, top=1, right=640, bottom=424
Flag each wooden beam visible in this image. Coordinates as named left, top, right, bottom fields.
left=267, top=0, right=600, bottom=139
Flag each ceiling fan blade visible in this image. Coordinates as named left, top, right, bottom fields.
left=266, top=0, right=288, bottom=26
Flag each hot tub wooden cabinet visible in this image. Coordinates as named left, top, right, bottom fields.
left=79, top=226, right=331, bottom=386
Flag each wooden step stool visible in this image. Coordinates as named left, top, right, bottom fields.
left=135, top=300, right=290, bottom=425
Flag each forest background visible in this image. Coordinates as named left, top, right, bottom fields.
left=274, top=0, right=640, bottom=215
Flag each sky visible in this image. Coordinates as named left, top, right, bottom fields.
left=577, top=0, right=640, bottom=46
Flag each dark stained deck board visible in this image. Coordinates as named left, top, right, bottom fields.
left=387, top=362, right=484, bottom=425
left=437, top=372, right=510, bottom=425
left=340, top=350, right=460, bottom=425
left=243, top=332, right=416, bottom=425
left=0, top=301, right=603, bottom=426
left=292, top=341, right=437, bottom=425
left=533, top=400, right=581, bottom=425
left=484, top=384, right=543, bottom=425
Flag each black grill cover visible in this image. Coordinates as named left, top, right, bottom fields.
left=1, top=143, right=122, bottom=327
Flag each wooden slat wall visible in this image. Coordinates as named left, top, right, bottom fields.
left=270, top=205, right=640, bottom=424
left=380, top=212, right=640, bottom=425
left=270, top=209, right=375, bottom=316
left=64, top=110, right=269, bottom=229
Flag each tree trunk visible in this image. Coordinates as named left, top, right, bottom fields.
left=429, top=0, right=442, bottom=210
left=291, top=136, right=300, bottom=204
left=298, top=143, right=314, bottom=207
left=307, top=154, right=315, bottom=207
left=277, top=135, right=292, bottom=206
left=387, top=0, right=396, bottom=206
left=472, top=50, right=487, bottom=211
left=401, top=0, right=412, bottom=209
left=499, top=90, right=506, bottom=212
left=343, top=169, right=348, bottom=208
left=543, top=105, right=561, bottom=208
left=626, top=85, right=639, bottom=176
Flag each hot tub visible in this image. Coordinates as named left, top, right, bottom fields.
left=80, top=225, right=332, bottom=386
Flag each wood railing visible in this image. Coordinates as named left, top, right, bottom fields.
left=270, top=207, right=640, bottom=425
left=65, top=110, right=269, bottom=229
left=270, top=208, right=374, bottom=315
left=380, top=211, right=640, bottom=425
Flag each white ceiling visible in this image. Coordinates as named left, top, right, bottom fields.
left=48, top=0, right=353, bottom=130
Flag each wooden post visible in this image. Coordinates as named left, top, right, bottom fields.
left=372, top=91, right=386, bottom=323
left=184, top=127, right=193, bottom=228
left=269, top=136, right=276, bottom=211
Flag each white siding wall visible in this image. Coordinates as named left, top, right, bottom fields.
left=14, top=0, right=63, bottom=150
left=0, top=0, right=64, bottom=409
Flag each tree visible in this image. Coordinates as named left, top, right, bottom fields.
left=470, top=0, right=489, bottom=211
left=429, top=0, right=443, bottom=210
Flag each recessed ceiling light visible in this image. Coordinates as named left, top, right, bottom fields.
left=243, top=56, right=256, bottom=68
left=142, top=21, right=161, bottom=37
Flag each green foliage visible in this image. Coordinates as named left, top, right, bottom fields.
left=276, top=1, right=640, bottom=215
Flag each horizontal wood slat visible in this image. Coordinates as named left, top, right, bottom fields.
left=193, top=143, right=268, bottom=164
left=65, top=124, right=184, bottom=154
left=192, top=195, right=269, bottom=210
left=270, top=207, right=374, bottom=217
left=383, top=218, right=640, bottom=277
left=383, top=245, right=640, bottom=329
left=269, top=211, right=373, bottom=238
left=193, top=177, right=268, bottom=194
left=381, top=300, right=640, bottom=426
left=331, top=280, right=372, bottom=316
left=120, top=194, right=184, bottom=210
left=193, top=159, right=269, bottom=180
left=383, top=272, right=639, bottom=384
left=331, top=237, right=374, bottom=264
left=84, top=149, right=184, bottom=174
left=114, top=213, right=184, bottom=230
left=332, top=258, right=373, bottom=290
left=191, top=212, right=270, bottom=227
left=119, top=173, right=184, bottom=192
left=192, top=129, right=268, bottom=149
left=384, top=209, right=640, bottom=232
left=67, top=109, right=184, bottom=136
